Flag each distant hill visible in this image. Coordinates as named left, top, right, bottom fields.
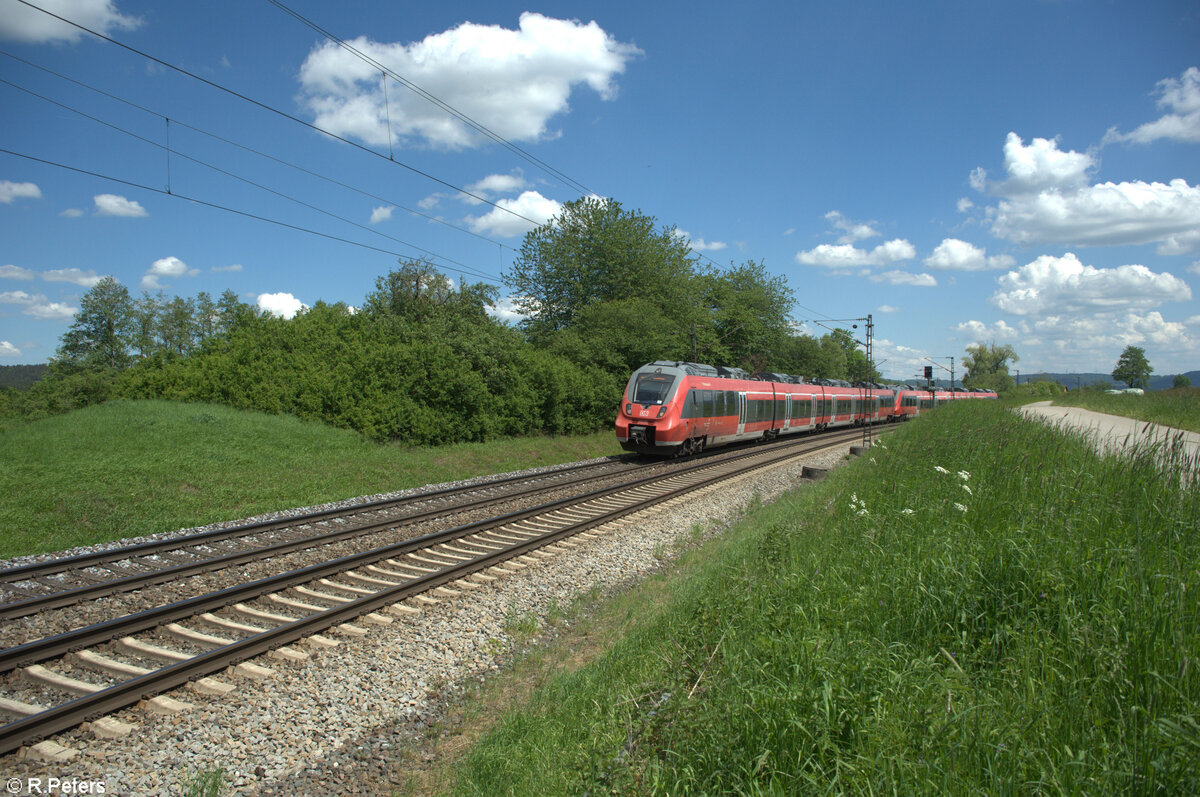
left=0, top=364, right=48, bottom=390
left=1018, top=371, right=1200, bottom=391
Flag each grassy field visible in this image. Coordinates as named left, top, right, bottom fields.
left=442, top=400, right=1199, bottom=795
left=1051, top=387, right=1200, bottom=433
left=0, top=399, right=620, bottom=560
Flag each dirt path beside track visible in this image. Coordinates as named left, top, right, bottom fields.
left=1018, top=401, right=1200, bottom=481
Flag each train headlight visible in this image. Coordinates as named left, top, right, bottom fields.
left=657, top=406, right=668, bottom=418
left=625, top=403, right=633, bottom=415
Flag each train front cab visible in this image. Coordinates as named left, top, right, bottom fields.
left=617, top=362, right=689, bottom=454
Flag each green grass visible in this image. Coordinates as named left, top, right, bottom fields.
left=0, top=399, right=620, bottom=559
left=445, top=401, right=1199, bottom=795
left=1051, top=387, right=1200, bottom=433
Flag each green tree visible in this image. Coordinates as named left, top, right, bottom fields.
left=504, top=197, right=700, bottom=341
left=1172, top=373, right=1191, bottom=389
left=698, top=260, right=794, bottom=370
left=365, top=259, right=497, bottom=325
left=962, top=342, right=1019, bottom=392
left=131, top=291, right=163, bottom=359
left=56, top=276, right=136, bottom=370
left=159, top=296, right=198, bottom=357
left=1112, top=345, right=1152, bottom=389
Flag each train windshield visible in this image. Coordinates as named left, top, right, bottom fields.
left=632, top=372, right=676, bottom=405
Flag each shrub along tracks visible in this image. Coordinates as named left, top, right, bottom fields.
left=0, top=426, right=876, bottom=761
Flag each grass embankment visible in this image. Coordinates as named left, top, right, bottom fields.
left=0, top=399, right=620, bottom=559
left=444, top=401, right=1199, bottom=795
left=1052, top=387, right=1200, bottom=433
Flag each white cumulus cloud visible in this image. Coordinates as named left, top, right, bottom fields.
left=925, top=238, right=1015, bottom=271
left=0, top=180, right=41, bottom=203
left=673, top=229, right=727, bottom=252
left=42, top=267, right=102, bottom=287
left=40, top=268, right=102, bottom=288
left=257, top=292, right=307, bottom=319
left=824, top=211, right=879, bottom=244
left=796, top=239, right=916, bottom=268
left=0, top=340, right=20, bottom=357
left=955, top=319, right=1021, bottom=342
left=973, top=133, right=1200, bottom=252
left=1106, top=66, right=1200, bottom=145
left=0, top=264, right=35, bottom=280
left=990, top=252, right=1191, bottom=316
left=297, top=13, right=641, bottom=150
left=869, top=270, right=937, bottom=287
left=369, top=205, right=394, bottom=224
left=466, top=190, right=561, bottom=238
left=141, top=256, right=198, bottom=290
left=0, top=0, right=140, bottom=43
left=0, top=290, right=77, bottom=319
left=94, top=193, right=147, bottom=217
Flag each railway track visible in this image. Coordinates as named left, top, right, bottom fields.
left=0, top=456, right=647, bottom=621
left=0, top=426, right=877, bottom=759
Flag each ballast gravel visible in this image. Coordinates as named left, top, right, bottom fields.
left=1, top=446, right=852, bottom=796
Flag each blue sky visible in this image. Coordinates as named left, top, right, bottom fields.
left=1, top=0, right=1198, bottom=380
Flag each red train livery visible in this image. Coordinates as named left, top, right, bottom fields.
left=616, top=361, right=996, bottom=456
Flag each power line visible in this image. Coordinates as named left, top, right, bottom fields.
left=0, top=76, right=503, bottom=283
left=0, top=146, right=505, bottom=276
left=12, top=0, right=541, bottom=226
left=264, top=0, right=598, bottom=199
left=0, top=50, right=519, bottom=257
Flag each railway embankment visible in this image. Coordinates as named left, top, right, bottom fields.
left=431, top=400, right=1198, bottom=795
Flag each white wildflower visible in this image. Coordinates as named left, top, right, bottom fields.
left=961, top=484, right=973, bottom=495
left=954, top=502, right=968, bottom=513
left=934, top=466, right=949, bottom=474
left=958, top=470, right=971, bottom=481
left=901, top=508, right=915, bottom=515
left=857, top=508, right=870, bottom=517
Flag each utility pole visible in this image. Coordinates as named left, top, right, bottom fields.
left=809, top=313, right=874, bottom=447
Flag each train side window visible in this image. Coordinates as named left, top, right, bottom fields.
left=714, top=390, right=726, bottom=417
left=681, top=390, right=698, bottom=419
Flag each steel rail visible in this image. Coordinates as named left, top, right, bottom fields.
left=0, top=430, right=859, bottom=675
left=0, top=429, right=866, bottom=757
left=0, top=458, right=644, bottom=620
left=0, top=456, right=633, bottom=582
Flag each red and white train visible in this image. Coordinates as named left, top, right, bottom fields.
left=616, top=360, right=997, bottom=456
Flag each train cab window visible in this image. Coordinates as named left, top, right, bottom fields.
left=633, top=373, right=676, bottom=405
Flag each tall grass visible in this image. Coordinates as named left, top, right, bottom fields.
left=1053, top=387, right=1200, bottom=433
left=0, top=399, right=620, bottom=559
left=448, top=401, right=1199, bottom=795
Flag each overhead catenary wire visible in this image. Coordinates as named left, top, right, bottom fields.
left=0, top=146, right=496, bottom=270
left=0, top=76, right=504, bottom=284
left=11, top=0, right=541, bottom=227
left=0, top=50, right=519, bottom=257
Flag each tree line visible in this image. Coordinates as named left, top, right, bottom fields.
left=5, top=197, right=905, bottom=443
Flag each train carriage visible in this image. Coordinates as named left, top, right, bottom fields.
left=617, top=361, right=997, bottom=456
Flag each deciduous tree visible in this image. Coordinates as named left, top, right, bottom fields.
left=1112, top=345, right=1152, bottom=389
left=963, top=342, right=1019, bottom=392
left=56, top=276, right=135, bottom=370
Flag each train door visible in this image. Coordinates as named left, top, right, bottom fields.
left=736, top=392, right=747, bottom=436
